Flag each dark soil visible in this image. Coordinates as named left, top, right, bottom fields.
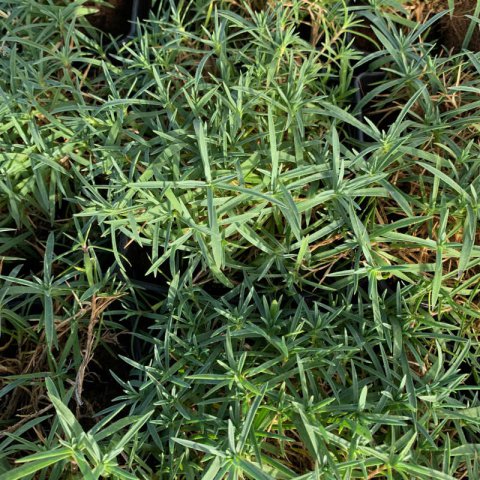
left=433, top=0, right=480, bottom=51
left=351, top=22, right=378, bottom=53
left=87, top=0, right=134, bottom=36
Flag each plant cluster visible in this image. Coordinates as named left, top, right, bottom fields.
left=1, top=0, right=480, bottom=479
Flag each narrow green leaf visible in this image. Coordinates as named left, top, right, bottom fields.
left=268, top=106, right=279, bottom=191
left=237, top=385, right=267, bottom=452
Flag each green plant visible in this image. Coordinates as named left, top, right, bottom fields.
left=1, top=0, right=480, bottom=478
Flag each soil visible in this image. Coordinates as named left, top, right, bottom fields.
left=87, top=0, right=133, bottom=36
left=437, top=0, right=480, bottom=51
left=351, top=23, right=378, bottom=53
left=419, top=0, right=480, bottom=51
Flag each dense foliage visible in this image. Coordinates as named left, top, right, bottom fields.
left=1, top=0, right=480, bottom=478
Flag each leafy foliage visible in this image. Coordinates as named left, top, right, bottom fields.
left=1, top=0, right=480, bottom=478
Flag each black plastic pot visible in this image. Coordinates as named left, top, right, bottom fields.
left=353, top=70, right=402, bottom=142
left=353, top=71, right=386, bottom=142
left=122, top=0, right=151, bottom=43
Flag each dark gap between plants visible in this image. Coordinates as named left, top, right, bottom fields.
left=353, top=71, right=393, bottom=142
left=346, top=14, right=400, bottom=142
left=87, top=0, right=151, bottom=38
left=117, top=234, right=235, bottom=298
left=347, top=11, right=378, bottom=55
left=77, top=334, right=131, bottom=429
left=296, top=18, right=314, bottom=45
